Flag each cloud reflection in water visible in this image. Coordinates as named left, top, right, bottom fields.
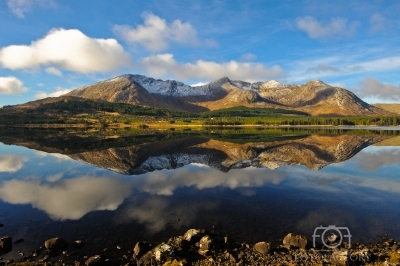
left=0, top=176, right=133, bottom=220
left=0, top=154, right=28, bottom=173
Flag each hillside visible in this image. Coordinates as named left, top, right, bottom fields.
left=60, top=74, right=391, bottom=116
left=373, top=103, right=400, bottom=115
left=129, top=75, right=392, bottom=116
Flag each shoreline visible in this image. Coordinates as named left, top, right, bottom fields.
left=1, top=123, right=400, bottom=129
left=1, top=229, right=399, bottom=266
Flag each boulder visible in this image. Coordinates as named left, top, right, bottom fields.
left=349, top=249, right=372, bottom=265
left=283, top=233, right=307, bottom=249
left=0, top=236, right=12, bottom=248
left=199, top=236, right=212, bottom=251
left=73, top=240, right=84, bottom=249
left=14, top=238, right=24, bottom=244
left=330, top=250, right=348, bottom=266
left=44, top=237, right=68, bottom=251
left=167, top=236, right=188, bottom=250
left=85, top=255, right=107, bottom=266
left=254, top=242, right=271, bottom=255
left=183, top=229, right=205, bottom=244
left=153, top=243, right=174, bottom=262
left=0, top=236, right=12, bottom=253
left=133, top=241, right=151, bottom=258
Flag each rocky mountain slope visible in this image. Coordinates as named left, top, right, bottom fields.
left=66, top=75, right=206, bottom=112
left=63, top=74, right=391, bottom=116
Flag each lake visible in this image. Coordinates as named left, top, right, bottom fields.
left=0, top=127, right=399, bottom=261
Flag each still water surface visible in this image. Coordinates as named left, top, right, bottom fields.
left=0, top=127, right=399, bottom=259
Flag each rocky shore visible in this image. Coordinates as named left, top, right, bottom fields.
left=1, top=229, right=400, bottom=266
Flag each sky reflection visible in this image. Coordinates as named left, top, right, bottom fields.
left=0, top=139, right=399, bottom=243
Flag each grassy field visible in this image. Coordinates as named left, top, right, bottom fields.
left=1, top=99, right=400, bottom=127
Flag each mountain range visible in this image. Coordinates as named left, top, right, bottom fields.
left=7, top=74, right=394, bottom=117
left=61, top=74, right=389, bottom=116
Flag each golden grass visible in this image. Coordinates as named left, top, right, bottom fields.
left=373, top=103, right=400, bottom=115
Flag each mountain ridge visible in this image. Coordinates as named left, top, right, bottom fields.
left=8, top=73, right=391, bottom=117
left=65, top=74, right=392, bottom=116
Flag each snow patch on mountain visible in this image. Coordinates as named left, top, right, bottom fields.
left=119, top=74, right=286, bottom=97
left=261, top=80, right=284, bottom=88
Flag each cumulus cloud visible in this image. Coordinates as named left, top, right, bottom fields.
left=0, top=176, right=133, bottom=220
left=0, top=76, right=28, bottom=95
left=114, top=12, right=200, bottom=52
left=6, top=0, right=54, bottom=18
left=357, top=78, right=400, bottom=100
left=34, top=86, right=72, bottom=100
left=141, top=53, right=285, bottom=82
left=0, top=154, right=28, bottom=173
left=45, top=67, right=62, bottom=76
left=0, top=28, right=131, bottom=73
left=296, top=16, right=358, bottom=39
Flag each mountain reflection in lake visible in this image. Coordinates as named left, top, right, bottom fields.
left=0, top=127, right=399, bottom=260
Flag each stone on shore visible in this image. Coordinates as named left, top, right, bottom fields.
left=44, top=237, right=68, bottom=251
left=254, top=241, right=271, bottom=255
left=283, top=233, right=307, bottom=249
left=0, top=236, right=12, bottom=252
left=133, top=241, right=151, bottom=258
left=183, top=229, right=205, bottom=244
left=73, top=240, right=84, bottom=249
left=153, top=243, right=174, bottom=262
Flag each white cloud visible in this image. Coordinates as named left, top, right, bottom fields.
left=288, top=51, right=400, bottom=83
left=0, top=28, right=132, bottom=74
left=6, top=0, right=54, bottom=18
left=34, top=151, right=71, bottom=161
left=0, top=176, right=133, bottom=220
left=45, top=67, right=62, bottom=76
left=357, top=78, right=400, bottom=100
left=34, top=86, right=73, bottom=100
left=296, top=16, right=358, bottom=39
left=0, top=154, right=28, bottom=173
left=113, top=12, right=200, bottom=52
left=0, top=76, right=28, bottom=95
left=141, top=53, right=285, bottom=82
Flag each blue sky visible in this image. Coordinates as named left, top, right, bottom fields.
left=0, top=0, right=400, bottom=106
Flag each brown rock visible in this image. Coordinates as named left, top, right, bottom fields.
left=0, top=237, right=12, bottom=252
left=44, top=237, right=68, bottom=251
left=199, top=236, right=212, bottom=251
left=73, top=240, right=83, bottom=249
left=183, top=229, right=205, bottom=244
left=282, top=233, right=307, bottom=249
left=254, top=242, right=270, bottom=255
left=133, top=241, right=151, bottom=258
